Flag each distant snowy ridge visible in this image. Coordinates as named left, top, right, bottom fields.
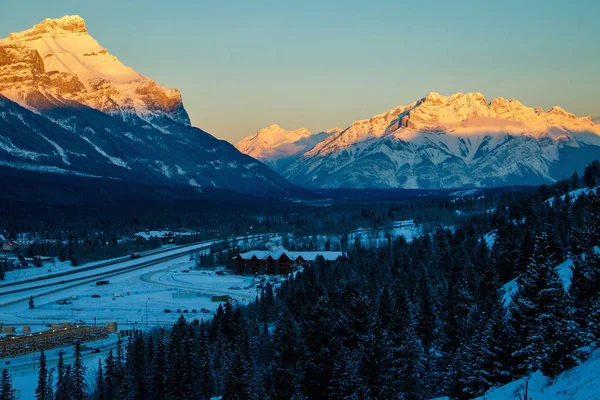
left=235, top=125, right=341, bottom=172
left=242, top=92, right=600, bottom=189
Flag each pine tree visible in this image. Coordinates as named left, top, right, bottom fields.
left=72, top=341, right=87, bottom=400
left=0, top=370, right=14, bottom=400
left=194, top=322, right=214, bottom=400
left=271, top=308, right=304, bottom=400
left=328, top=346, right=363, bottom=399
left=55, top=352, right=67, bottom=400
left=509, top=233, right=580, bottom=377
left=222, top=309, right=254, bottom=400
left=166, top=316, right=192, bottom=399
left=570, top=250, right=600, bottom=344
left=94, top=359, right=105, bottom=400
left=35, top=349, right=48, bottom=400
left=45, top=369, right=54, bottom=400
left=64, top=365, right=73, bottom=400
left=150, top=329, right=167, bottom=400
left=131, top=330, right=147, bottom=400
left=416, top=274, right=437, bottom=354
left=103, top=349, right=118, bottom=400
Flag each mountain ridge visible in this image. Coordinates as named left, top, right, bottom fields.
left=235, top=125, right=341, bottom=172
left=236, top=92, right=600, bottom=189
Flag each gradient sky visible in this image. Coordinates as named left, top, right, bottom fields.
left=2, top=0, right=599, bottom=143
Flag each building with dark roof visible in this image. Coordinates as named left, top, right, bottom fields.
left=233, top=249, right=344, bottom=275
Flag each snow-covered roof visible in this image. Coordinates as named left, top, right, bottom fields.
left=237, top=250, right=272, bottom=260
left=237, top=249, right=344, bottom=261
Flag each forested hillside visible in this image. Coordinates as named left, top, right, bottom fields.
left=16, top=162, right=600, bottom=400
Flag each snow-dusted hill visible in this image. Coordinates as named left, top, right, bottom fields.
left=235, top=125, right=341, bottom=172
left=255, top=92, right=600, bottom=189
left=474, top=349, right=600, bottom=400
left=0, top=16, right=300, bottom=198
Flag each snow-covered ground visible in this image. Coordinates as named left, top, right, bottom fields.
left=547, top=186, right=598, bottom=206
left=502, top=258, right=574, bottom=307
left=474, top=349, right=600, bottom=400
left=0, top=234, right=276, bottom=331
left=348, top=220, right=423, bottom=248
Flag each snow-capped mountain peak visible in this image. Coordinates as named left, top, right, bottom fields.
left=6, top=15, right=88, bottom=40
left=0, top=16, right=300, bottom=198
left=0, top=15, right=189, bottom=126
left=235, top=125, right=342, bottom=172
left=279, top=92, right=600, bottom=189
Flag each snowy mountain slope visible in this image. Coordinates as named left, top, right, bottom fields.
left=281, top=92, right=600, bottom=189
left=0, top=16, right=303, bottom=198
left=473, top=348, right=600, bottom=400
left=235, top=125, right=341, bottom=173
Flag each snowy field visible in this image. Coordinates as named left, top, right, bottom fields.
left=1, top=245, right=274, bottom=332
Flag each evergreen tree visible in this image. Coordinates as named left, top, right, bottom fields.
left=55, top=352, right=67, bottom=400
left=103, top=349, right=118, bottom=400
left=150, top=330, right=167, bottom=400
left=570, top=250, right=600, bottom=344
left=94, top=359, right=106, bottom=400
left=583, top=159, right=600, bottom=187
left=0, top=370, right=14, bottom=400
left=166, top=316, right=192, bottom=399
left=64, top=365, right=73, bottom=400
left=194, top=322, right=214, bottom=400
left=271, top=308, right=304, bottom=400
left=45, top=369, right=54, bottom=400
left=222, top=309, right=254, bottom=400
left=509, top=233, right=580, bottom=376
left=35, top=349, right=48, bottom=400
left=72, top=341, right=87, bottom=400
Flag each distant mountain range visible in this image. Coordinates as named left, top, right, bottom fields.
left=0, top=15, right=301, bottom=200
left=237, top=93, right=600, bottom=189
left=235, top=125, right=342, bottom=172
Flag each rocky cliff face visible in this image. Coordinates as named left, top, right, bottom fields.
left=0, top=15, right=189, bottom=126
left=0, top=16, right=301, bottom=198
left=239, top=92, right=600, bottom=189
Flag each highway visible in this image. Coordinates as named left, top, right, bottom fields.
left=0, top=233, right=273, bottom=308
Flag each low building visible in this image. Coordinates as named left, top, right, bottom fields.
left=2, top=241, right=21, bottom=253
left=0, top=323, right=113, bottom=359
left=233, top=249, right=344, bottom=275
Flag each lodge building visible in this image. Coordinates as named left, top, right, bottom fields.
left=233, top=249, right=344, bottom=275
left=0, top=323, right=114, bottom=359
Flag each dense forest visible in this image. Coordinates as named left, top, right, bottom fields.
left=1, top=185, right=503, bottom=271
left=2, top=161, right=600, bottom=400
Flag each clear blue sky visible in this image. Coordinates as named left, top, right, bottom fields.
left=2, top=0, right=599, bottom=143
